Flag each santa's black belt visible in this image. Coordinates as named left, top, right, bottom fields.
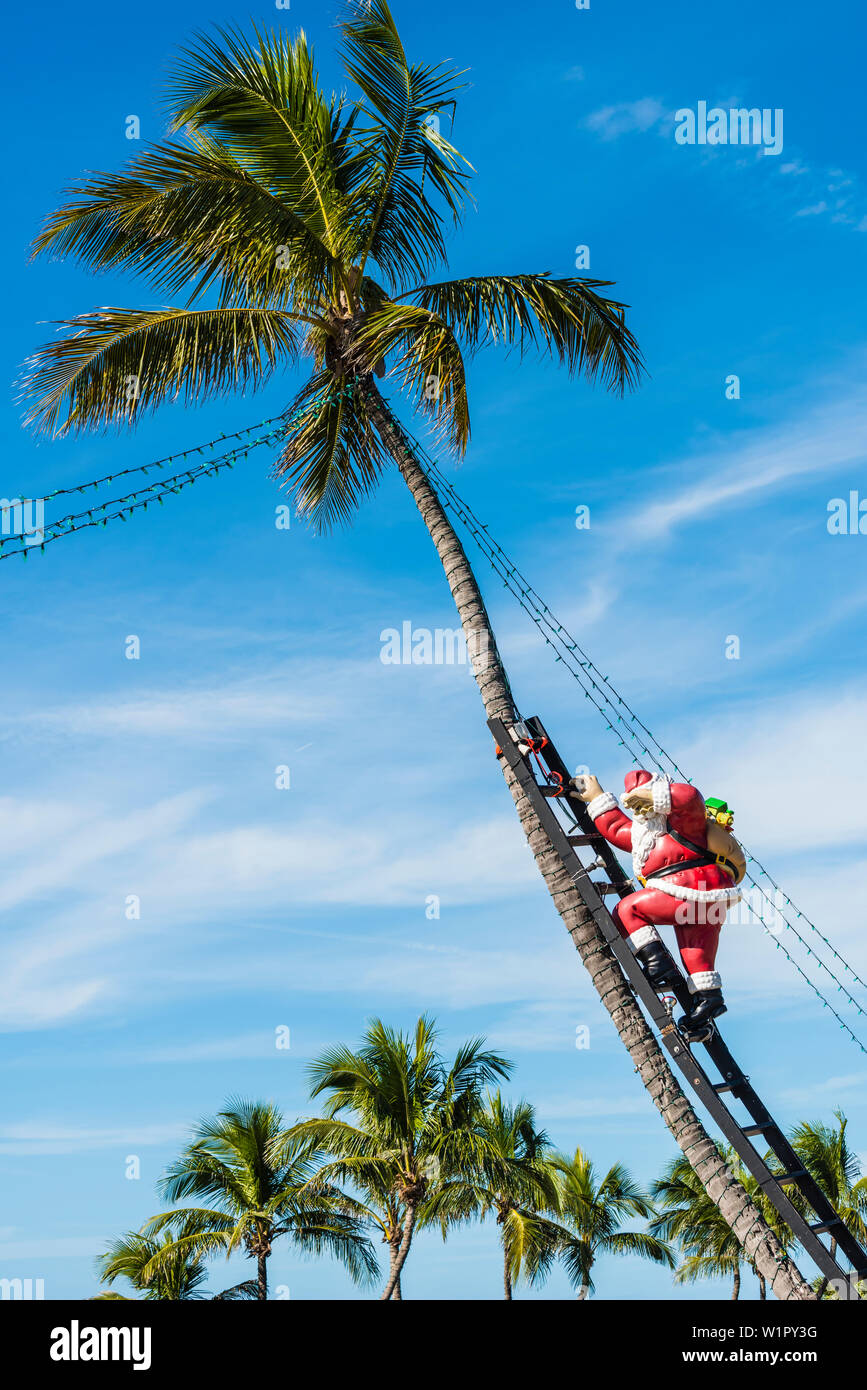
left=639, top=853, right=716, bottom=888
left=638, top=846, right=739, bottom=889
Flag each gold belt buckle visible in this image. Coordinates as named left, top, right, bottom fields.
left=638, top=874, right=647, bottom=888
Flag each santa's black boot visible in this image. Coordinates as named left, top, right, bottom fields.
left=635, top=942, right=681, bottom=990
left=679, top=989, right=727, bottom=1043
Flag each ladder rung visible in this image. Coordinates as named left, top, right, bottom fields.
left=540, top=786, right=566, bottom=798
left=742, top=1122, right=777, bottom=1138
left=567, top=833, right=603, bottom=845
left=775, top=1169, right=808, bottom=1185
left=810, top=1218, right=844, bottom=1235
left=593, top=883, right=621, bottom=896
left=713, top=1079, right=746, bottom=1094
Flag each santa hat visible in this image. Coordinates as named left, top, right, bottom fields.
left=623, top=769, right=653, bottom=793
left=622, top=768, right=672, bottom=816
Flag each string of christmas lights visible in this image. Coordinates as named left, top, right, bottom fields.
left=0, top=389, right=340, bottom=561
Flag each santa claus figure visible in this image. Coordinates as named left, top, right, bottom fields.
left=575, top=769, right=744, bottom=1040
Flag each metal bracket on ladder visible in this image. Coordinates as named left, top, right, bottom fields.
left=489, top=713, right=867, bottom=1293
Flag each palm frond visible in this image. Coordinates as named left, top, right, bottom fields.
left=408, top=273, right=644, bottom=394
left=604, top=1229, right=676, bottom=1268
left=341, top=0, right=471, bottom=285
left=31, top=139, right=336, bottom=311
left=165, top=24, right=351, bottom=260
left=408, top=271, right=644, bottom=394
left=20, top=305, right=302, bottom=435
left=272, top=370, right=390, bottom=530
left=354, top=300, right=469, bottom=450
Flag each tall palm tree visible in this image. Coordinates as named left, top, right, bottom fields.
left=94, top=1227, right=257, bottom=1300
left=143, top=1099, right=378, bottom=1300
left=285, top=1015, right=510, bottom=1299
left=789, top=1110, right=867, bottom=1299
left=651, top=1148, right=794, bottom=1300
left=422, top=1091, right=565, bottom=1299
left=20, top=1, right=814, bottom=1298
left=552, top=1146, right=673, bottom=1298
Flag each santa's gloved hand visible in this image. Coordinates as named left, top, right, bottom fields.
left=572, top=774, right=603, bottom=803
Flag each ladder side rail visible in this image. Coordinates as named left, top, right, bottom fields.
left=489, top=717, right=859, bottom=1287
left=702, top=1001, right=867, bottom=1273
left=525, top=716, right=632, bottom=894
left=716, top=1082, right=867, bottom=1277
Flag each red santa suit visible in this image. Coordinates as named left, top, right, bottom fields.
left=586, top=770, right=741, bottom=994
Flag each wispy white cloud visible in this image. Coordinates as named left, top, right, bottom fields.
left=619, top=380, right=867, bottom=542
left=583, top=98, right=668, bottom=140
left=0, top=1236, right=106, bottom=1260
left=681, top=685, right=867, bottom=853
left=778, top=1071, right=867, bottom=1109
left=14, top=675, right=346, bottom=741
left=0, top=1119, right=188, bottom=1156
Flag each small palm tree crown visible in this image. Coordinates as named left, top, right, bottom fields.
left=555, top=1145, right=673, bottom=1299
left=143, top=1098, right=377, bottom=1299
left=287, top=1015, right=510, bottom=1298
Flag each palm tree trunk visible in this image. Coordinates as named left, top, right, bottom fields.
left=732, top=1266, right=741, bottom=1300
left=380, top=1201, right=416, bottom=1301
left=365, top=382, right=816, bottom=1303
left=391, top=1273, right=402, bottom=1300
left=503, top=1246, right=513, bottom=1300
left=257, top=1253, right=267, bottom=1302
left=759, top=1274, right=767, bottom=1299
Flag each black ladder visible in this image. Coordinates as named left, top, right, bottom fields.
left=490, top=713, right=867, bottom=1294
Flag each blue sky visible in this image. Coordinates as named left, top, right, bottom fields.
left=2, top=0, right=866, bottom=1301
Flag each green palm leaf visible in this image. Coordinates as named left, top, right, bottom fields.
left=409, top=273, right=643, bottom=393
left=273, top=371, right=390, bottom=529
left=166, top=25, right=354, bottom=262
left=32, top=139, right=337, bottom=311
left=341, top=0, right=470, bottom=284
left=21, top=306, right=304, bottom=435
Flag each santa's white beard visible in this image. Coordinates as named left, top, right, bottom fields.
left=626, top=809, right=667, bottom=879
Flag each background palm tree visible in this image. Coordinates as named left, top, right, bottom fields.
left=144, top=1099, right=377, bottom=1300
left=285, top=1015, right=509, bottom=1299
left=552, top=1146, right=673, bottom=1299
left=788, top=1110, right=867, bottom=1299
left=651, top=1147, right=794, bottom=1299
left=423, top=1091, right=565, bottom=1299
left=94, top=1227, right=257, bottom=1300
left=20, top=1, right=814, bottom=1298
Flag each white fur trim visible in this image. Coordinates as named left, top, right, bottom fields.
left=688, top=970, right=722, bottom=994
left=652, top=775, right=672, bottom=815
left=652, top=881, right=742, bottom=906
left=627, top=925, right=661, bottom=952
left=586, top=790, right=617, bottom=821
left=628, top=812, right=667, bottom=879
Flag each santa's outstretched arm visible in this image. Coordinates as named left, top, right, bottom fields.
left=574, top=775, right=633, bottom=851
